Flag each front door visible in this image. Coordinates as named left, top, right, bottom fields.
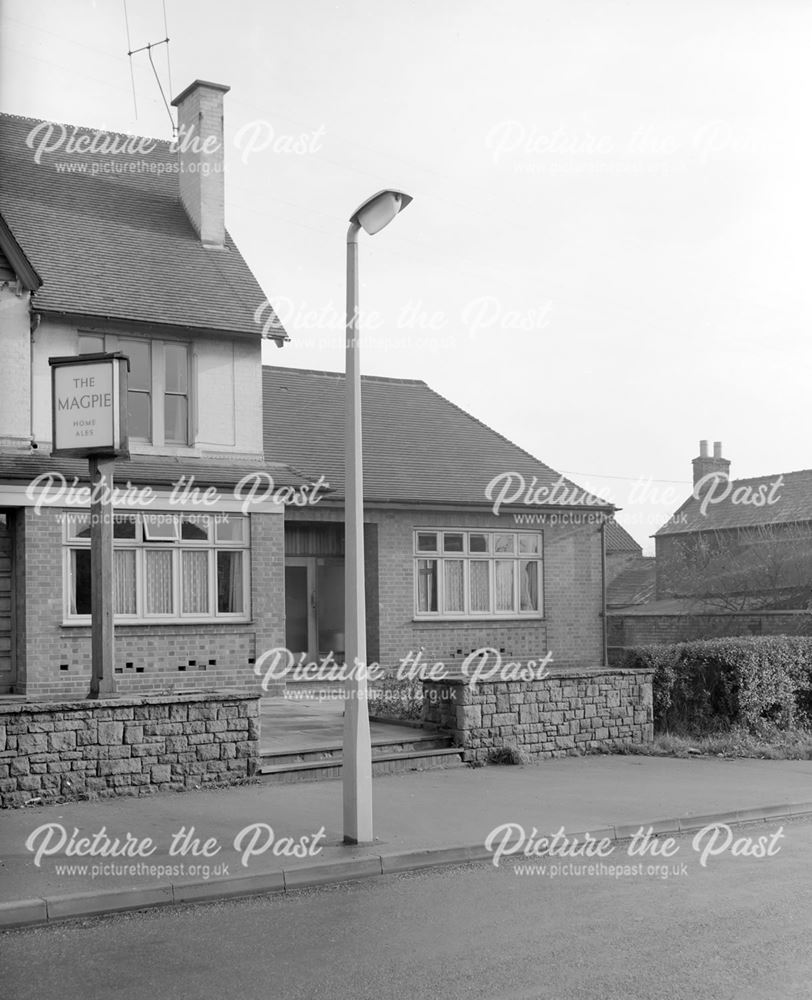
left=284, top=557, right=345, bottom=664
left=0, top=514, right=16, bottom=693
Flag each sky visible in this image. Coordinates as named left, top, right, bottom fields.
left=2, top=0, right=811, bottom=553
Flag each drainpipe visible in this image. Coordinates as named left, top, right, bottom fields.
left=600, top=519, right=608, bottom=666
left=29, top=307, right=40, bottom=449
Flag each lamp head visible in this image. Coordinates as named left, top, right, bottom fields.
left=350, top=189, right=413, bottom=235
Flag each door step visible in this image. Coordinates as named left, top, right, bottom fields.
left=259, top=734, right=464, bottom=784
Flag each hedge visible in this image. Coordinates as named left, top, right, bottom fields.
left=622, top=636, right=812, bottom=733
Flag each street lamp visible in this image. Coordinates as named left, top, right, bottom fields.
left=343, top=189, right=412, bottom=845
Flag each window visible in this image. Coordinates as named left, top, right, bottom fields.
left=413, top=530, right=543, bottom=618
left=65, top=512, right=249, bottom=622
left=77, top=334, right=191, bottom=446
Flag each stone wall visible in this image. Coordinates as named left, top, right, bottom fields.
left=422, top=669, right=653, bottom=762
left=0, top=691, right=259, bottom=808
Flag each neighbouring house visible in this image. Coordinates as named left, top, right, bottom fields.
left=607, top=440, right=812, bottom=660
left=0, top=80, right=617, bottom=700
left=262, top=366, right=615, bottom=677
left=0, top=80, right=306, bottom=698
left=654, top=440, right=812, bottom=610
left=604, top=519, right=655, bottom=610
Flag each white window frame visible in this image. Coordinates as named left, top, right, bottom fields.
left=413, top=529, right=543, bottom=620
left=77, top=333, right=193, bottom=447
left=63, top=511, right=251, bottom=625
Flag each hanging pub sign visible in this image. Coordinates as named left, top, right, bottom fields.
left=49, top=353, right=130, bottom=458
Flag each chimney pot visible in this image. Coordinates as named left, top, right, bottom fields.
left=171, top=80, right=230, bottom=247
left=692, top=439, right=731, bottom=490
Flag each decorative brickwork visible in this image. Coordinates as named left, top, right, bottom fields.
left=0, top=691, right=260, bottom=808
left=422, top=669, right=653, bottom=761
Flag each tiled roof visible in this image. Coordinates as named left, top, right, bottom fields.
left=655, top=469, right=812, bottom=536
left=262, top=366, right=613, bottom=509
left=604, top=518, right=642, bottom=553
left=0, top=113, right=285, bottom=340
left=606, top=557, right=656, bottom=608
left=0, top=453, right=308, bottom=491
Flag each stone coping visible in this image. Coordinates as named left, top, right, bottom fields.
left=0, top=689, right=259, bottom=716
left=421, top=666, right=653, bottom=685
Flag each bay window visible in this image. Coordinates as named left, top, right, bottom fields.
left=64, top=511, right=250, bottom=622
left=414, top=529, right=543, bottom=619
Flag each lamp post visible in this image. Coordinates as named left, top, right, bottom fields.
left=343, top=189, right=412, bottom=845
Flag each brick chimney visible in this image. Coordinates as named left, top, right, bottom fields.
left=170, top=80, right=230, bottom=247
left=692, top=439, right=730, bottom=487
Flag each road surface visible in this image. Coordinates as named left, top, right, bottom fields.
left=3, top=819, right=812, bottom=1000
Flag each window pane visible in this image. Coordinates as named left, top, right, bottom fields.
left=217, top=551, right=244, bottom=613
left=416, top=532, right=437, bottom=552
left=78, top=335, right=104, bottom=355
left=443, top=559, right=464, bottom=612
left=443, top=533, right=464, bottom=553
left=469, top=533, right=488, bottom=553
left=114, top=549, right=137, bottom=614
left=520, top=560, right=539, bottom=611
left=66, top=512, right=91, bottom=540
left=71, top=549, right=92, bottom=615
left=417, top=559, right=437, bottom=612
left=470, top=560, right=490, bottom=612
left=495, top=560, right=515, bottom=611
left=182, top=550, right=209, bottom=614
left=164, top=394, right=188, bottom=445
left=143, top=514, right=177, bottom=541
left=128, top=391, right=151, bottom=439
left=165, top=344, right=188, bottom=393
left=215, top=516, right=247, bottom=543
left=145, top=550, right=173, bottom=614
left=519, top=534, right=540, bottom=554
left=494, top=533, right=515, bottom=554
left=113, top=514, right=137, bottom=540
left=181, top=514, right=210, bottom=541
left=120, top=340, right=150, bottom=390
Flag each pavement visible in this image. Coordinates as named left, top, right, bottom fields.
left=2, top=753, right=812, bottom=928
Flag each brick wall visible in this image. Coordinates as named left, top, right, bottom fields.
left=607, top=610, right=812, bottom=663
left=15, top=508, right=284, bottom=699
left=422, top=670, right=653, bottom=761
left=286, top=506, right=606, bottom=673
left=0, top=691, right=259, bottom=808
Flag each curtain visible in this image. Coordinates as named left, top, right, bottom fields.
left=417, top=559, right=437, bottom=612
left=520, top=560, right=539, bottom=612
left=145, top=550, right=173, bottom=614
left=70, top=550, right=92, bottom=615
left=217, top=551, right=243, bottom=613
left=494, top=560, right=514, bottom=612
left=114, top=550, right=137, bottom=614
left=444, top=560, right=464, bottom=612
left=470, top=560, right=490, bottom=612
left=182, top=550, right=209, bottom=614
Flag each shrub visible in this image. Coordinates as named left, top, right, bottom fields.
left=623, top=636, right=812, bottom=733
left=366, top=679, right=423, bottom=721
left=487, top=743, right=531, bottom=765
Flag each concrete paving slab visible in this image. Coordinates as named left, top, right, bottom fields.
left=259, top=695, right=424, bottom=754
